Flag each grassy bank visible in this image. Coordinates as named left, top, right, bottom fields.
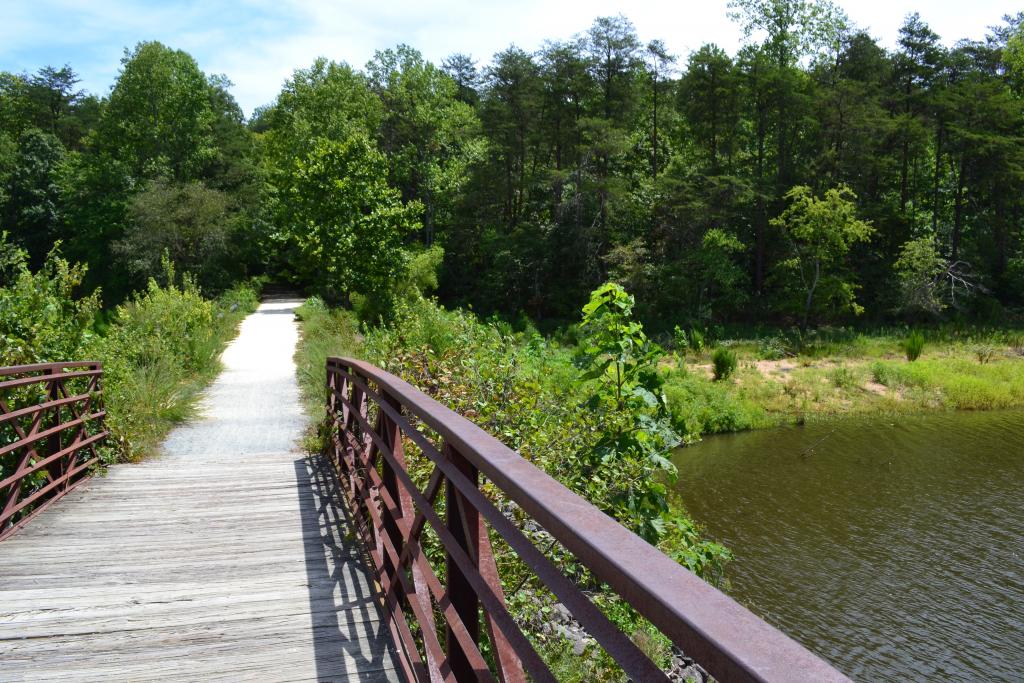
left=662, top=327, right=1024, bottom=440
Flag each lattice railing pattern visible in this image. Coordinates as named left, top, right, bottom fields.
left=0, top=361, right=107, bottom=541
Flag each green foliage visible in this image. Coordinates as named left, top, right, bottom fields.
left=0, top=236, right=99, bottom=365
left=115, top=178, right=237, bottom=291
left=894, top=237, right=947, bottom=315
left=974, top=344, right=996, bottom=365
left=97, top=42, right=216, bottom=181
left=353, top=244, right=445, bottom=323
left=6, top=13, right=1024, bottom=331
left=281, top=133, right=421, bottom=311
left=261, top=58, right=383, bottom=158
left=663, top=369, right=770, bottom=439
left=688, top=328, right=706, bottom=353
left=672, top=325, right=687, bottom=351
left=573, top=283, right=681, bottom=544
left=770, top=185, right=874, bottom=328
left=758, top=334, right=791, bottom=360
left=904, top=330, right=925, bottom=361
left=728, top=0, right=850, bottom=66
left=828, top=365, right=857, bottom=389
left=365, top=45, right=482, bottom=243
left=4, top=127, right=66, bottom=262
left=293, top=296, right=361, bottom=415
left=711, top=347, right=737, bottom=381
left=695, top=228, right=749, bottom=319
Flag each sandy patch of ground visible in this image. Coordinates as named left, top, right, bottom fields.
left=754, top=358, right=799, bottom=380
left=864, top=380, right=888, bottom=396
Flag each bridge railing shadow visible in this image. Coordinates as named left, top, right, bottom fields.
left=294, top=454, right=400, bottom=682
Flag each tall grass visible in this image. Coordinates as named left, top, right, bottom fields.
left=293, top=296, right=362, bottom=413
left=871, top=358, right=1024, bottom=410
left=904, top=330, right=926, bottom=361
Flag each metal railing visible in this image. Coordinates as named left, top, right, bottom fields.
left=326, top=357, right=850, bottom=683
left=0, top=361, right=107, bottom=541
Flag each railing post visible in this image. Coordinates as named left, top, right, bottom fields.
left=326, top=363, right=337, bottom=419
left=43, top=367, right=64, bottom=489
left=444, top=442, right=480, bottom=680
left=326, top=364, right=343, bottom=468
left=379, top=390, right=405, bottom=585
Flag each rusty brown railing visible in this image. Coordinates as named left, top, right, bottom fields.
left=0, top=361, right=107, bottom=541
left=326, top=357, right=850, bottom=683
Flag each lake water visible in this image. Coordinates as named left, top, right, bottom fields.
left=673, top=410, right=1024, bottom=682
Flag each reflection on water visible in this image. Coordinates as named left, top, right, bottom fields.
left=673, top=410, right=1024, bottom=681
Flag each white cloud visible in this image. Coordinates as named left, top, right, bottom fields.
left=2, top=0, right=1020, bottom=116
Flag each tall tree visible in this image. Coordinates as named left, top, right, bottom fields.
left=283, top=133, right=421, bottom=307
left=366, top=45, right=480, bottom=245
left=644, top=40, right=676, bottom=180
left=771, top=184, right=873, bottom=328
left=97, top=42, right=216, bottom=182
left=4, top=129, right=66, bottom=263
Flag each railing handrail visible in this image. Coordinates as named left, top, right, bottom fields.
left=0, top=360, right=103, bottom=376
left=327, top=357, right=850, bottom=683
left=0, top=361, right=107, bottom=541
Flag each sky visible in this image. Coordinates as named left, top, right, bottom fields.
left=2, top=0, right=1020, bottom=116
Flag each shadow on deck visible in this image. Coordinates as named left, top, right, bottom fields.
left=295, top=454, right=402, bottom=682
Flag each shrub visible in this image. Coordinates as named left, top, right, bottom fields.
left=689, top=328, right=705, bottom=353
left=663, top=373, right=768, bottom=439
left=672, top=325, right=687, bottom=351
left=758, top=335, right=788, bottom=360
left=712, top=347, right=737, bottom=381
left=904, top=330, right=925, bottom=361
left=974, top=344, right=996, bottom=364
left=828, top=365, right=857, bottom=389
left=294, top=296, right=361, bottom=413
left=0, top=238, right=100, bottom=366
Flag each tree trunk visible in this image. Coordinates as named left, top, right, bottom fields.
left=951, top=154, right=965, bottom=261
left=802, top=259, right=820, bottom=332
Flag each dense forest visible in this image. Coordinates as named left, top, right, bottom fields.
left=2, top=3, right=1023, bottom=331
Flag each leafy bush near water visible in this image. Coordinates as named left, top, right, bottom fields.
left=711, top=347, right=737, bottom=380
left=662, top=372, right=769, bottom=440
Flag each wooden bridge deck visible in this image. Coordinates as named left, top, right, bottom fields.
left=0, top=300, right=401, bottom=682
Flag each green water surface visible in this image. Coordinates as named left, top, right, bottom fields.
left=673, top=410, right=1024, bottom=681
